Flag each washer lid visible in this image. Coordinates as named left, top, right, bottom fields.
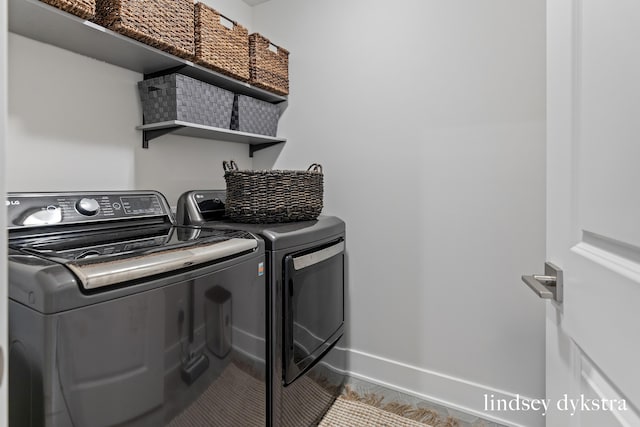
left=11, top=225, right=258, bottom=290
left=67, top=237, right=257, bottom=290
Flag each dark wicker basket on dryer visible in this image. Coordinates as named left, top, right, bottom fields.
left=41, top=0, right=95, bottom=19
left=195, top=3, right=250, bottom=82
left=93, top=0, right=195, bottom=60
left=249, top=33, right=289, bottom=95
left=223, top=161, right=323, bottom=223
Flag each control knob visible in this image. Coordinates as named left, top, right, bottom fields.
left=76, top=198, right=100, bottom=216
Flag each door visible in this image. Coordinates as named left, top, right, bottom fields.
left=545, top=0, right=640, bottom=426
left=283, top=238, right=344, bottom=384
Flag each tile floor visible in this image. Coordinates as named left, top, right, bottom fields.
left=344, top=377, right=508, bottom=427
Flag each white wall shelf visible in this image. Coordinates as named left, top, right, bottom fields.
left=8, top=0, right=287, bottom=104
left=137, top=121, right=285, bottom=157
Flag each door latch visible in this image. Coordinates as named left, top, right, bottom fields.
left=521, top=262, right=563, bottom=303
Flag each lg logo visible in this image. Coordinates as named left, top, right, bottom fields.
left=5, top=200, right=20, bottom=206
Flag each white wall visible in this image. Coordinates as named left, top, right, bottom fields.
left=252, top=1, right=546, bottom=426
left=203, top=0, right=253, bottom=31
left=7, top=33, right=139, bottom=191
left=7, top=0, right=255, bottom=207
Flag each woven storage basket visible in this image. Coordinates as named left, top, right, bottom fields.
left=231, top=95, right=280, bottom=137
left=94, top=0, right=194, bottom=60
left=195, top=3, right=250, bottom=82
left=249, top=33, right=289, bottom=96
left=138, top=73, right=234, bottom=128
left=41, top=0, right=95, bottom=19
left=223, top=161, right=323, bottom=223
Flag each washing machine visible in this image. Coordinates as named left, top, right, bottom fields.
left=7, top=191, right=268, bottom=426
left=177, top=190, right=347, bottom=427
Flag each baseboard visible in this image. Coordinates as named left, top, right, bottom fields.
left=346, top=348, right=545, bottom=427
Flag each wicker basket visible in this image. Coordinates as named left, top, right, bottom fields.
left=223, top=161, right=323, bottom=223
left=231, top=95, right=280, bottom=136
left=94, top=0, right=194, bottom=60
left=138, top=74, right=234, bottom=128
left=41, top=0, right=95, bottom=19
left=249, top=33, right=289, bottom=96
left=195, top=3, right=249, bottom=82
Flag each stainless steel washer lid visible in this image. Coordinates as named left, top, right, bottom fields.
left=67, top=238, right=257, bottom=290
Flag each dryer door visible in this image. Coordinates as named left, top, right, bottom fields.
left=283, top=238, right=344, bottom=385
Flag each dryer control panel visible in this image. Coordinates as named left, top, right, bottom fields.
left=176, top=190, right=227, bottom=225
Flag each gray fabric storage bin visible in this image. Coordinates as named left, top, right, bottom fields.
left=138, top=73, right=234, bottom=128
left=231, top=94, right=280, bottom=136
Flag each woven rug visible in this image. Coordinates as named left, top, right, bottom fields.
left=319, top=397, right=431, bottom=427
left=168, top=363, right=265, bottom=427
left=322, top=386, right=460, bottom=427
left=167, top=362, right=455, bottom=427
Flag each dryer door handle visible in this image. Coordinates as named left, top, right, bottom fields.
left=292, top=241, right=344, bottom=271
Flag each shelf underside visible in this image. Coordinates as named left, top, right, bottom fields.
left=137, top=121, right=286, bottom=156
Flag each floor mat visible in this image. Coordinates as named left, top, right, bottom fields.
left=167, top=363, right=265, bottom=427
left=168, top=363, right=453, bottom=427
left=324, top=385, right=460, bottom=427
left=319, top=397, right=431, bottom=427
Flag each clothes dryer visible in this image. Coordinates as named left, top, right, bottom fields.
left=177, top=190, right=347, bottom=426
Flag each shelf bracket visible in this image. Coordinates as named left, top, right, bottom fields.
left=143, top=65, right=189, bottom=80
left=249, top=141, right=284, bottom=157
left=142, top=126, right=185, bottom=148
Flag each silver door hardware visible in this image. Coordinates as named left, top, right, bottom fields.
left=292, top=241, right=344, bottom=271
left=521, top=262, right=563, bottom=303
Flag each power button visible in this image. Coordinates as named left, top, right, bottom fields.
left=76, top=198, right=100, bottom=216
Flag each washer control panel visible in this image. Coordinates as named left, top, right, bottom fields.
left=6, top=191, right=170, bottom=228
